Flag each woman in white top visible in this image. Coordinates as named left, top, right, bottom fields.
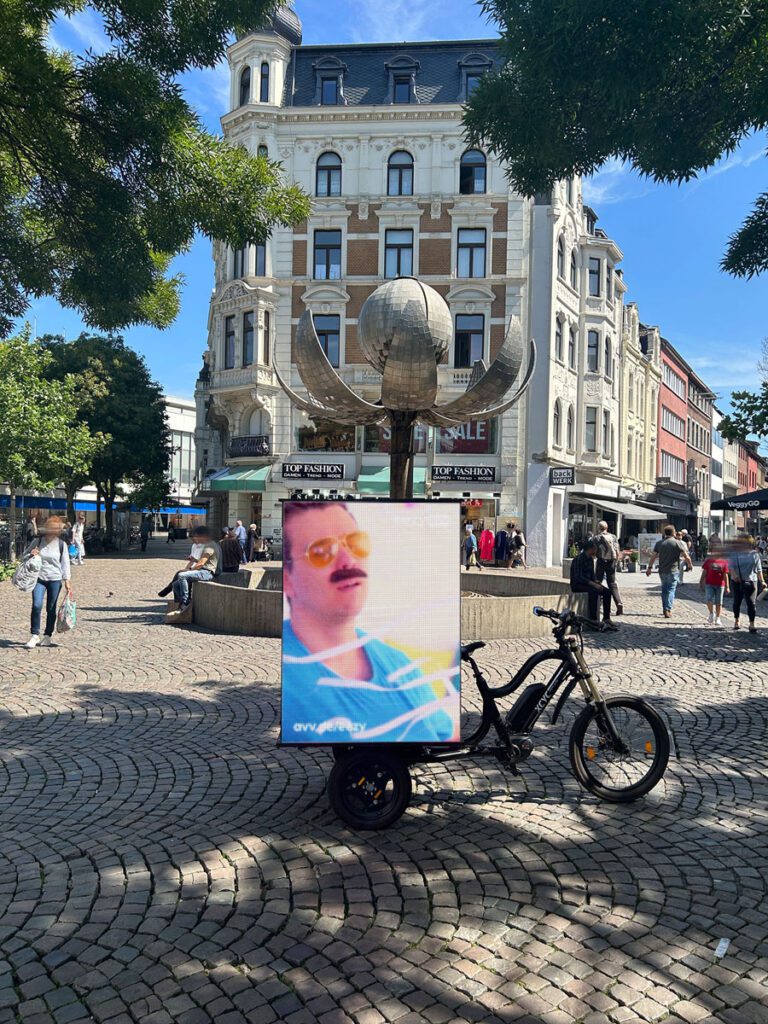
left=71, top=512, right=86, bottom=565
left=24, top=516, right=72, bottom=648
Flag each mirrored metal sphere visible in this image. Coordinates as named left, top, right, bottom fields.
left=357, top=278, right=453, bottom=374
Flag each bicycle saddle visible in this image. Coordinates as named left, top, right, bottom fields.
left=461, top=641, right=486, bottom=660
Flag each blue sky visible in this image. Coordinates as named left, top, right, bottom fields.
left=30, top=0, right=768, bottom=410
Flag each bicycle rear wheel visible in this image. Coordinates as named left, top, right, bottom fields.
left=569, top=696, right=670, bottom=802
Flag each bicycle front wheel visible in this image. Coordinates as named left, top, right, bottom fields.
left=569, top=696, right=670, bottom=802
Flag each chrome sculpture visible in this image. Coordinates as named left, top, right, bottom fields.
left=274, top=278, right=535, bottom=498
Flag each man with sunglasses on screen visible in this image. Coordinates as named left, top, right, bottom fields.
left=281, top=501, right=455, bottom=744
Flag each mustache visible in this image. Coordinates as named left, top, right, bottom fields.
left=329, top=567, right=368, bottom=584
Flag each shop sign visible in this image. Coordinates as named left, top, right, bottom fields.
left=282, top=463, right=345, bottom=481
left=549, top=467, right=575, bottom=486
left=432, top=465, right=496, bottom=483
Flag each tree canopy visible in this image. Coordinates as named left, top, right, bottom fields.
left=464, top=0, right=768, bottom=276
left=0, top=0, right=311, bottom=336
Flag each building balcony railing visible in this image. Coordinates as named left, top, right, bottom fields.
left=290, top=366, right=478, bottom=389
left=228, top=435, right=271, bottom=459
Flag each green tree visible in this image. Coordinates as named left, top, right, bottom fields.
left=464, top=0, right=768, bottom=276
left=0, top=1, right=310, bottom=335
left=41, top=333, right=172, bottom=540
left=0, top=331, right=103, bottom=559
left=718, top=339, right=768, bottom=445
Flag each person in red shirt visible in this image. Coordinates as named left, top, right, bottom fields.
left=699, top=553, right=730, bottom=625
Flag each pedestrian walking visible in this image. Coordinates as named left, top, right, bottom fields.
left=71, top=513, right=86, bottom=565
left=728, top=535, right=765, bottom=633
left=699, top=533, right=709, bottom=560
left=699, top=549, right=729, bottom=625
left=234, top=519, right=248, bottom=563
left=463, top=524, right=482, bottom=571
left=246, top=523, right=259, bottom=561
left=509, top=527, right=527, bottom=569
left=710, top=530, right=721, bottom=551
left=139, top=516, right=151, bottom=552
left=23, top=516, right=72, bottom=648
left=569, top=538, right=617, bottom=630
left=166, top=520, right=176, bottom=543
left=646, top=525, right=693, bottom=618
left=595, top=520, right=624, bottom=615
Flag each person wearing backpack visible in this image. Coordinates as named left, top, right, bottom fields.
left=699, top=549, right=730, bottom=626
left=167, top=525, right=221, bottom=617
left=23, top=515, right=72, bottom=648
left=594, top=520, right=623, bottom=615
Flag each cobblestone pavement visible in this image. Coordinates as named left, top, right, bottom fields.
left=1, top=541, right=767, bottom=1024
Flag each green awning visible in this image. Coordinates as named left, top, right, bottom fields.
left=357, top=465, right=427, bottom=496
left=209, top=465, right=271, bottom=492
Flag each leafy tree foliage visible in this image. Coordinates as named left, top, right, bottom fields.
left=0, top=331, right=103, bottom=559
left=0, top=1, right=310, bottom=335
left=719, top=339, right=768, bottom=444
left=464, top=0, right=768, bottom=276
left=41, top=333, right=172, bottom=538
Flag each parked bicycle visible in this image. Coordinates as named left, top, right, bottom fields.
left=327, top=606, right=671, bottom=829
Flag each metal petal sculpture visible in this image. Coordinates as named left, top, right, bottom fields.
left=274, top=277, right=535, bottom=498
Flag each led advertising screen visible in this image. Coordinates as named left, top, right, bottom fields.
left=281, top=500, right=461, bottom=745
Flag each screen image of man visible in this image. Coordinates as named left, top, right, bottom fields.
left=281, top=501, right=458, bottom=744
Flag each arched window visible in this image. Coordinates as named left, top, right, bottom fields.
left=459, top=149, right=486, bottom=194
left=567, top=405, right=574, bottom=449
left=553, top=400, right=562, bottom=446
left=387, top=151, right=414, bottom=196
left=316, top=152, right=342, bottom=197
left=257, top=144, right=268, bottom=159
left=554, top=317, right=563, bottom=361
left=239, top=66, right=251, bottom=107
left=556, top=236, right=565, bottom=279
left=570, top=249, right=577, bottom=288
left=260, top=62, right=270, bottom=103
left=604, top=338, right=612, bottom=379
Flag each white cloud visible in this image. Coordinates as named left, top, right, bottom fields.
left=347, top=0, right=442, bottom=42
left=48, top=9, right=110, bottom=55
left=582, top=158, right=651, bottom=206
left=687, top=353, right=761, bottom=392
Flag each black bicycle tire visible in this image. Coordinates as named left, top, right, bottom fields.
left=328, top=749, right=412, bottom=830
left=569, top=696, right=670, bottom=802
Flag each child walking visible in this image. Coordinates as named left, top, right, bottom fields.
left=699, top=550, right=730, bottom=625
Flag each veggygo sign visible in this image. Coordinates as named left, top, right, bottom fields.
left=280, top=500, right=461, bottom=745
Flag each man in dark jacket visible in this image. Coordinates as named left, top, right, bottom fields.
left=570, top=539, right=617, bottom=630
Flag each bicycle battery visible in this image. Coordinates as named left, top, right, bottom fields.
left=504, top=683, right=546, bottom=732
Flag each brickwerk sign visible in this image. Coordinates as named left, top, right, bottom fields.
left=432, top=465, right=496, bottom=483
left=282, top=463, right=345, bottom=480
left=549, top=467, right=575, bottom=486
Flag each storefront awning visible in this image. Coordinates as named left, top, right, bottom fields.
left=357, top=466, right=427, bottom=496
left=209, top=466, right=271, bottom=492
left=570, top=494, right=666, bottom=520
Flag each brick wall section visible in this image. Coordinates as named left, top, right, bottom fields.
left=346, top=285, right=378, bottom=319
left=490, top=323, right=505, bottom=360
left=291, top=286, right=304, bottom=320
left=491, top=288, right=506, bottom=319
left=493, top=203, right=508, bottom=231
left=293, top=240, right=306, bottom=277
left=418, top=204, right=452, bottom=233
left=492, top=238, right=507, bottom=276
left=344, top=324, right=365, bottom=363
left=347, top=239, right=379, bottom=276
left=420, top=239, right=452, bottom=276
left=348, top=204, right=381, bottom=233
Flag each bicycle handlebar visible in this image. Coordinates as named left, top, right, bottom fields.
left=532, top=606, right=587, bottom=629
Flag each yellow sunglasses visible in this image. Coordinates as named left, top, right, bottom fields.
left=302, top=531, right=371, bottom=569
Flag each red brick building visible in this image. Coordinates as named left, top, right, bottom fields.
left=654, top=339, right=697, bottom=528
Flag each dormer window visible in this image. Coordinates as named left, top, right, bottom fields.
left=312, top=56, right=347, bottom=106
left=458, top=52, right=494, bottom=102
left=321, top=77, right=338, bottom=105
left=239, top=67, right=251, bottom=107
left=385, top=55, right=420, bottom=105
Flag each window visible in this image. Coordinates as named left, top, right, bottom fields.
left=321, top=76, right=338, bottom=105
left=313, top=314, right=340, bottom=367
left=259, top=62, right=269, bottom=103
left=570, top=249, right=577, bottom=288
left=263, top=310, right=270, bottom=366
left=627, top=436, right=633, bottom=475
left=393, top=75, right=411, bottom=103
left=663, top=363, right=686, bottom=399
left=365, top=423, right=428, bottom=453
left=436, top=418, right=497, bottom=454
left=604, top=338, right=612, bottom=379
left=316, top=152, right=342, bottom=197
left=466, top=73, right=482, bottom=97
left=254, top=241, right=266, bottom=276
left=242, top=311, right=254, bottom=366
left=567, top=405, right=574, bottom=449
left=239, top=67, right=251, bottom=106
left=568, top=326, right=576, bottom=369
left=585, top=407, right=598, bottom=452
left=587, top=330, right=599, bottom=372
left=611, top=425, right=615, bottom=463
left=661, top=451, right=685, bottom=485
left=224, top=315, right=235, bottom=369
left=387, top=151, right=414, bottom=196
left=553, top=400, right=561, bottom=446
left=554, top=318, right=563, bottom=362
left=602, top=411, right=610, bottom=456
left=313, top=229, right=342, bottom=279
left=454, top=313, right=484, bottom=368
left=298, top=417, right=356, bottom=453
left=661, top=407, right=685, bottom=439
left=459, top=149, right=486, bottom=194
left=457, top=228, right=486, bottom=277
left=588, top=256, right=601, bottom=296
left=556, top=236, right=565, bottom=278
left=606, top=263, right=613, bottom=301
left=628, top=374, right=634, bottom=411
left=233, top=245, right=248, bottom=279
left=257, top=144, right=268, bottom=159
left=384, top=229, right=413, bottom=278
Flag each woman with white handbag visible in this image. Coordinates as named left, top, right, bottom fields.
left=21, top=516, right=72, bottom=648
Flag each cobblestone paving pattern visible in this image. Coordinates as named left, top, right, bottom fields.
left=1, top=542, right=767, bottom=1024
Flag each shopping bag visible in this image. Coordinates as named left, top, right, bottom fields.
left=68, top=543, right=78, bottom=558
left=11, top=554, right=42, bottom=593
left=56, top=594, right=77, bottom=633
